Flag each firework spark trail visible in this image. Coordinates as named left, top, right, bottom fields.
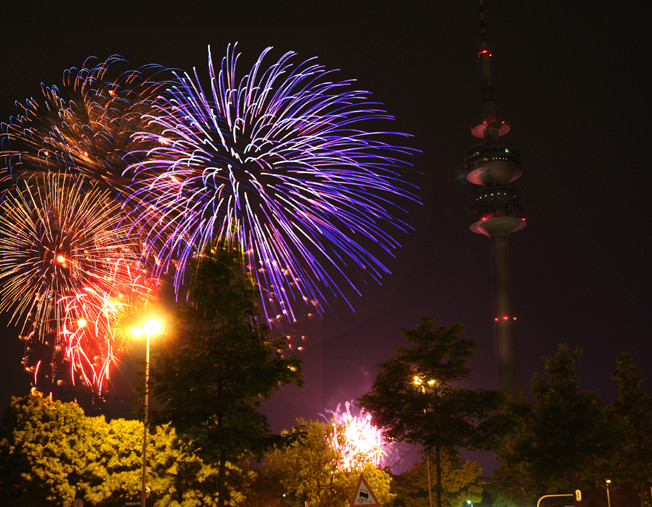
left=325, top=400, right=388, bottom=471
left=125, top=43, right=418, bottom=322
left=0, top=174, right=142, bottom=344
left=0, top=56, right=173, bottom=391
left=0, top=55, right=173, bottom=193
left=59, top=258, right=155, bottom=391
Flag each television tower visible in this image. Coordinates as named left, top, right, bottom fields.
left=465, top=0, right=526, bottom=396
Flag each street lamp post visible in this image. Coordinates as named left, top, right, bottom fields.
left=605, top=479, right=612, bottom=507
left=130, top=318, right=162, bottom=507
left=413, top=376, right=437, bottom=507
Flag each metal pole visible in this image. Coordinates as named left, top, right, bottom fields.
left=141, top=333, right=150, bottom=507
left=606, top=481, right=612, bottom=507
left=426, top=454, right=433, bottom=507
left=536, top=494, right=573, bottom=507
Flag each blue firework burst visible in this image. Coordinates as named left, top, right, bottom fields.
left=126, top=44, right=418, bottom=321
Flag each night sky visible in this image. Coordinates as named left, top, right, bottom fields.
left=1, top=1, right=649, bottom=471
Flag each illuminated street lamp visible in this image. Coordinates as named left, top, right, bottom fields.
left=130, top=318, right=163, bottom=507
left=605, top=479, right=612, bottom=507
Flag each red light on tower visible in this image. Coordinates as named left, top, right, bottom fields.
left=493, top=316, right=518, bottom=324
left=478, top=49, right=493, bottom=57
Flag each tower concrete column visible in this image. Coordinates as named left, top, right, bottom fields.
left=488, top=224, right=522, bottom=394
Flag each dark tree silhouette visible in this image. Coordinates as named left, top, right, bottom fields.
left=150, top=241, right=302, bottom=506
left=359, top=316, right=505, bottom=507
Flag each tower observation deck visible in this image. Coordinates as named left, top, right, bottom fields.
left=466, top=0, right=525, bottom=396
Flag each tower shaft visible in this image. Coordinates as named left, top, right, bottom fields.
left=489, top=227, right=522, bottom=394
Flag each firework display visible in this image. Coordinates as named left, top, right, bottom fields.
left=125, top=44, right=416, bottom=321
left=1, top=55, right=172, bottom=193
left=0, top=174, right=140, bottom=334
left=326, top=401, right=388, bottom=470
left=0, top=45, right=416, bottom=392
left=0, top=174, right=149, bottom=389
left=0, top=56, right=172, bottom=391
left=58, top=258, right=154, bottom=391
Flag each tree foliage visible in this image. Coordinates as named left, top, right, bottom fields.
left=149, top=241, right=303, bottom=505
left=0, top=392, right=89, bottom=504
left=255, top=418, right=395, bottom=506
left=359, top=316, right=505, bottom=507
left=391, top=450, right=483, bottom=507
left=606, top=352, right=652, bottom=506
left=491, top=344, right=614, bottom=506
left=0, top=393, right=252, bottom=506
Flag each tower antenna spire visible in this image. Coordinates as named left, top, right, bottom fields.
left=465, top=0, right=525, bottom=396
left=472, top=0, right=509, bottom=140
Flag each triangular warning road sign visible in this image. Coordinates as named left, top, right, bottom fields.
left=350, top=473, right=381, bottom=506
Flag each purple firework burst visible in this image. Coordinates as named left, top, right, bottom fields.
left=126, top=44, right=419, bottom=321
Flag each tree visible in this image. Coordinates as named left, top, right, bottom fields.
left=606, top=352, right=652, bottom=507
left=256, top=418, right=395, bottom=506
left=150, top=241, right=303, bottom=506
left=491, top=344, right=613, bottom=506
left=359, top=316, right=506, bottom=507
left=78, top=417, right=142, bottom=505
left=0, top=393, right=156, bottom=505
left=0, top=392, right=90, bottom=504
left=391, top=450, right=483, bottom=507
left=0, top=393, right=252, bottom=506
left=148, top=424, right=255, bottom=507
